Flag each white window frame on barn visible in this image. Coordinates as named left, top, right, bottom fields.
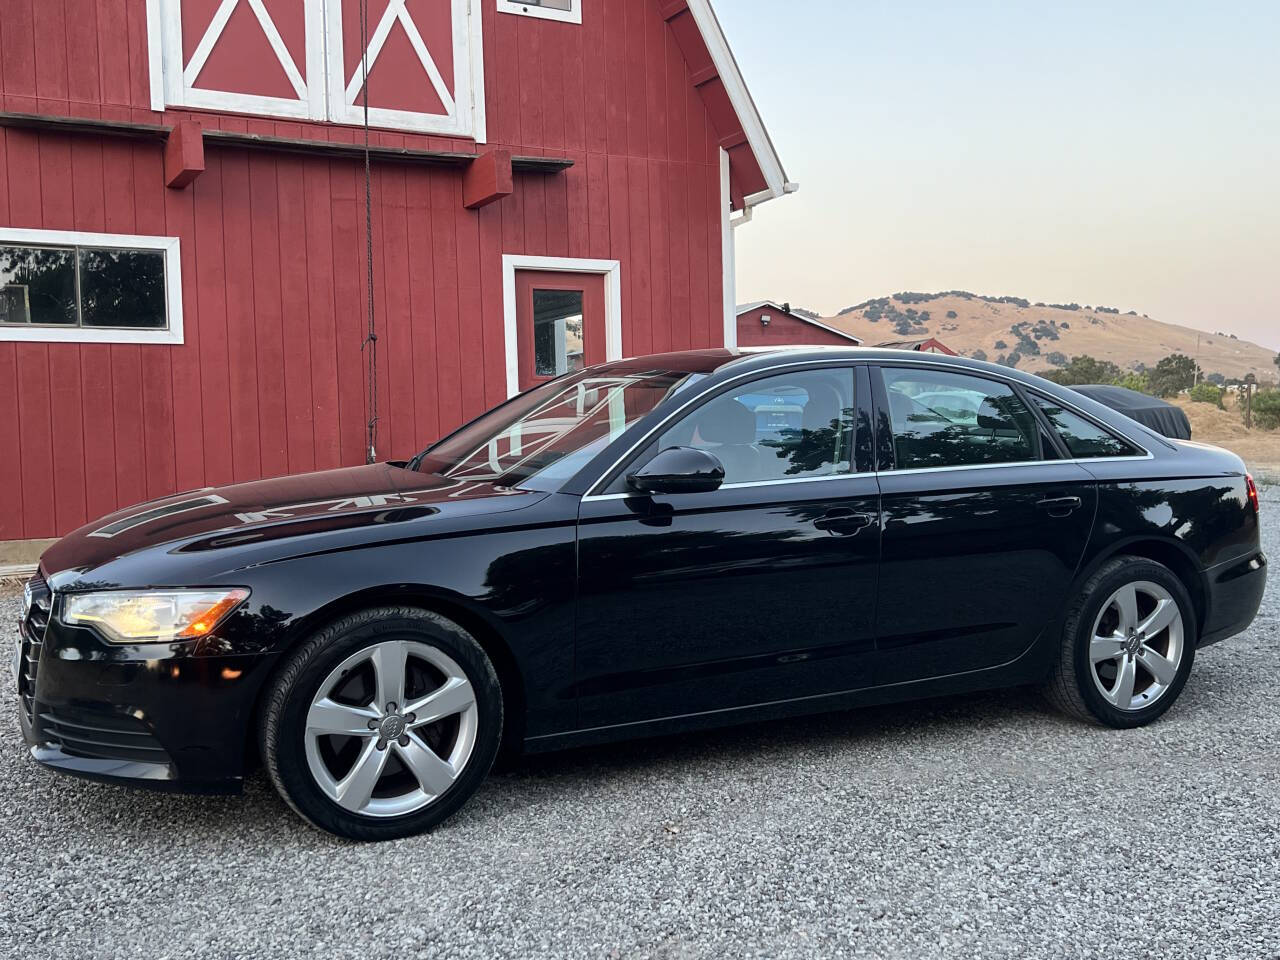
left=0, top=228, right=184, bottom=346
left=501, top=254, right=622, bottom=398
left=146, top=0, right=487, bottom=140
left=496, top=0, right=581, bottom=25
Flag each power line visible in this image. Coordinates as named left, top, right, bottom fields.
left=359, top=0, right=379, bottom=464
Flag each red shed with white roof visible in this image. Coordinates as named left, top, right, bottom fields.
left=736, top=301, right=862, bottom=348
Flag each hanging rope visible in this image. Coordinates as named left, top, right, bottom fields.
left=360, top=0, right=379, bottom=464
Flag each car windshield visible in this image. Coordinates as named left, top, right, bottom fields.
left=413, top=369, right=704, bottom=491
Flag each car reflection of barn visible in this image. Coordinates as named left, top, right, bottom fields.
left=0, top=0, right=795, bottom=543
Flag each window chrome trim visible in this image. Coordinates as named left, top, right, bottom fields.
left=580, top=357, right=861, bottom=500
left=584, top=450, right=1159, bottom=500
left=878, top=452, right=1155, bottom=479
left=584, top=471, right=866, bottom=502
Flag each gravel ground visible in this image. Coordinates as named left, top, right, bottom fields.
left=2, top=488, right=1277, bottom=960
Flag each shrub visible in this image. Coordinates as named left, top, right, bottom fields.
left=1251, top=390, right=1280, bottom=430
left=1116, top=372, right=1150, bottom=394
left=1046, top=351, right=1068, bottom=367
left=1189, top=382, right=1224, bottom=408
left=1036, top=354, right=1122, bottom=386
left=1147, top=354, right=1201, bottom=398
left=946, top=310, right=957, bottom=319
left=994, top=340, right=1008, bottom=350
left=970, top=349, right=987, bottom=362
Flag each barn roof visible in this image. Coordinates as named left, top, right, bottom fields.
left=874, top=337, right=958, bottom=355
left=664, top=1, right=795, bottom=211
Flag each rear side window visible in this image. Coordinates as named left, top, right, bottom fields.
left=1032, top=396, right=1139, bottom=459
left=882, top=368, right=1039, bottom=470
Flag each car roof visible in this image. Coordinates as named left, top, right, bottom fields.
left=605, top=345, right=1032, bottom=381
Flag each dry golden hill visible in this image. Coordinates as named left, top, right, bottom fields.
left=824, top=293, right=1278, bottom=382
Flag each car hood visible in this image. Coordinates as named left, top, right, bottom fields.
left=40, top=463, right=545, bottom=583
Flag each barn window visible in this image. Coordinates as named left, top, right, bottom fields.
left=496, top=0, right=581, bottom=25
left=148, top=1, right=486, bottom=139
left=0, top=229, right=184, bottom=345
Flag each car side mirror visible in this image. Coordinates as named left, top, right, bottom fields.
left=627, top=446, right=725, bottom=495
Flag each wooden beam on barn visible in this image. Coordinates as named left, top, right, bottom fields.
left=164, top=119, right=206, bottom=189
left=0, top=110, right=168, bottom=140
left=0, top=111, right=573, bottom=184
left=463, top=149, right=513, bottom=209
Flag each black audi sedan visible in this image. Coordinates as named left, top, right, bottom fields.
left=14, top=348, right=1266, bottom=839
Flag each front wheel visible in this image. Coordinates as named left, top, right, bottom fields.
left=260, top=606, right=503, bottom=840
left=1042, top=556, right=1196, bottom=728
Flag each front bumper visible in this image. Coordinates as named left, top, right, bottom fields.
left=1200, top=550, right=1268, bottom=647
left=16, top=592, right=279, bottom=794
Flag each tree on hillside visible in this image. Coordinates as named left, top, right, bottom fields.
left=1035, top=354, right=1122, bottom=386
left=1147, top=354, right=1200, bottom=397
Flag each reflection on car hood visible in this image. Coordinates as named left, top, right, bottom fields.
left=40, top=464, right=540, bottom=577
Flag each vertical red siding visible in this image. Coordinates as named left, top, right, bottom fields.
left=0, top=1, right=734, bottom=539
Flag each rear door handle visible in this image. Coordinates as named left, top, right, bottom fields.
left=1036, top=496, right=1082, bottom=514
left=814, top=509, right=875, bottom=535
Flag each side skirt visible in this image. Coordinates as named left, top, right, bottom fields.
left=520, top=640, right=1052, bottom=756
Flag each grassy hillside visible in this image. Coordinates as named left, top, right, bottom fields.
left=824, top=292, right=1277, bottom=383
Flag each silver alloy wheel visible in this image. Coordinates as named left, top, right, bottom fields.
left=1088, top=580, right=1185, bottom=712
left=304, top=639, right=479, bottom=818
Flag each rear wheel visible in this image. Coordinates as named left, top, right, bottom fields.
left=1042, top=556, right=1196, bottom=728
left=260, top=606, right=502, bottom=840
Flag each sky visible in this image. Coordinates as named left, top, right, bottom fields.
left=716, top=0, right=1280, bottom=351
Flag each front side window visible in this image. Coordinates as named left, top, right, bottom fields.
left=882, top=367, right=1038, bottom=470
left=1032, top=396, right=1139, bottom=458
left=649, top=369, right=857, bottom=485
left=0, top=231, right=181, bottom=344
left=416, top=369, right=703, bottom=491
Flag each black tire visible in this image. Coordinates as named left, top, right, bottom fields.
left=1042, top=555, right=1197, bottom=728
left=260, top=606, right=502, bottom=841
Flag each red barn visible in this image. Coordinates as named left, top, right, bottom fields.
left=736, top=300, right=862, bottom=348
left=0, top=0, right=793, bottom=546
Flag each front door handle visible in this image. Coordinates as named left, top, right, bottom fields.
left=1036, top=495, right=1082, bottom=514
left=814, top=509, right=875, bottom=535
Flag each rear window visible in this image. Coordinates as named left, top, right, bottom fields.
left=1032, top=396, right=1139, bottom=459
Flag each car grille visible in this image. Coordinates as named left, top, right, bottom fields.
left=17, top=573, right=51, bottom=726
left=37, top=704, right=172, bottom=765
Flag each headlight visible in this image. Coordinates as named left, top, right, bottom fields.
left=62, top=588, right=250, bottom=644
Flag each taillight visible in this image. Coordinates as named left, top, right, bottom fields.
left=1246, top=473, right=1259, bottom=514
